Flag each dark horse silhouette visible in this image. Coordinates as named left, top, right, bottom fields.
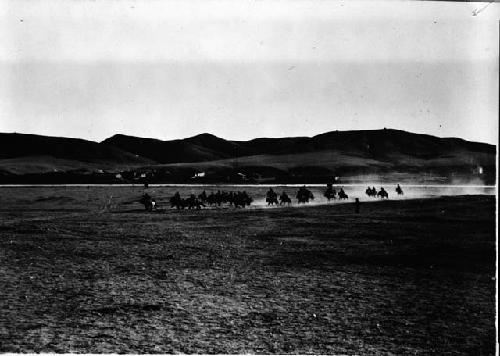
left=170, top=192, right=186, bottom=209
left=338, top=189, right=348, bottom=200
left=378, top=188, right=389, bottom=199
left=365, top=187, right=377, bottom=197
left=170, top=194, right=205, bottom=209
left=324, top=183, right=337, bottom=202
left=266, top=188, right=279, bottom=206
left=233, top=191, right=253, bottom=208
left=203, top=190, right=252, bottom=208
left=395, top=184, right=404, bottom=195
left=198, top=190, right=208, bottom=204
left=279, top=192, right=292, bottom=205
left=139, top=193, right=156, bottom=211
left=296, top=186, right=314, bottom=203
left=186, top=194, right=204, bottom=209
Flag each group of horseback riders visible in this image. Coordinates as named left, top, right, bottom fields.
left=323, top=183, right=348, bottom=201
left=265, top=186, right=315, bottom=206
left=140, top=183, right=405, bottom=211
left=365, top=186, right=388, bottom=198
left=141, top=190, right=253, bottom=211
left=365, top=184, right=403, bottom=199
left=171, top=190, right=253, bottom=210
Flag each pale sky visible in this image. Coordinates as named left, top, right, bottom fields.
left=0, top=0, right=498, bottom=144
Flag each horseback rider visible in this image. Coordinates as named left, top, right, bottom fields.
left=296, top=185, right=313, bottom=203
left=188, top=194, right=202, bottom=209
left=241, top=191, right=252, bottom=206
left=337, top=187, right=348, bottom=199
left=188, top=194, right=196, bottom=208
left=280, top=191, right=290, bottom=203
left=378, top=187, right=388, bottom=198
left=215, top=190, right=222, bottom=206
left=140, top=193, right=152, bottom=211
left=324, top=183, right=336, bottom=200
left=266, top=188, right=277, bottom=200
left=169, top=191, right=182, bottom=209
left=266, top=188, right=278, bottom=205
left=296, top=186, right=304, bottom=200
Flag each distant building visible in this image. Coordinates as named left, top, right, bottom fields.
left=192, top=172, right=206, bottom=178
left=251, top=173, right=275, bottom=183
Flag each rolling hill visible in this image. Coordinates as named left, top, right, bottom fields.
left=102, top=133, right=250, bottom=163
left=0, top=133, right=151, bottom=164
left=0, top=129, right=496, bottom=184
left=103, top=129, right=495, bottom=164
left=0, top=133, right=153, bottom=176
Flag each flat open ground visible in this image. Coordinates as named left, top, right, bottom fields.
left=0, top=187, right=496, bottom=354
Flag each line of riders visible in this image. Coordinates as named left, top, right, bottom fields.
left=263, top=183, right=403, bottom=206
left=140, top=190, right=253, bottom=211
left=264, top=186, right=316, bottom=206
left=139, top=184, right=404, bottom=211
left=365, top=184, right=404, bottom=199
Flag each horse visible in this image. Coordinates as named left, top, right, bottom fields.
left=324, top=188, right=337, bottom=202
left=198, top=190, right=208, bottom=204
left=214, top=191, right=223, bottom=206
left=139, top=193, right=156, bottom=211
left=279, top=193, right=292, bottom=205
left=233, top=191, right=253, bottom=208
left=395, top=185, right=404, bottom=195
left=377, top=189, right=389, bottom=199
left=241, top=192, right=253, bottom=207
left=266, top=195, right=279, bottom=206
left=297, top=187, right=314, bottom=203
left=186, top=194, right=204, bottom=209
left=170, top=193, right=186, bottom=209
left=206, top=192, right=217, bottom=206
left=338, top=189, right=348, bottom=200
left=365, top=187, right=377, bottom=197
left=266, top=189, right=279, bottom=206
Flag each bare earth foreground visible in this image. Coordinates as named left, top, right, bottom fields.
left=0, top=187, right=496, bottom=355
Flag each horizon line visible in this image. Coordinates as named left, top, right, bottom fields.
left=0, top=127, right=496, bottom=146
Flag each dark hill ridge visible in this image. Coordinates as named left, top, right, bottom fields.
left=102, top=129, right=495, bottom=164
left=0, top=129, right=495, bottom=183
left=0, top=133, right=152, bottom=164
left=102, top=133, right=251, bottom=164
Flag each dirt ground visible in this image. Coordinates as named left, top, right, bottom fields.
left=0, top=187, right=496, bottom=354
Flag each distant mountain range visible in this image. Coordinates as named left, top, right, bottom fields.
left=0, top=129, right=496, bottom=184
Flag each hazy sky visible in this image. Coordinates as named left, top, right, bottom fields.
left=0, top=0, right=498, bottom=144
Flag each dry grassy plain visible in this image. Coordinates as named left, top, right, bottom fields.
left=0, top=187, right=496, bottom=354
